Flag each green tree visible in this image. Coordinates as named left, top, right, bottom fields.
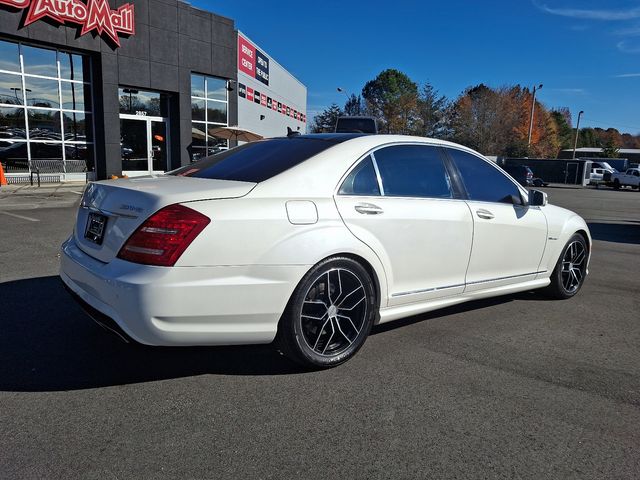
left=343, top=94, right=365, bottom=116
left=550, top=109, right=574, bottom=151
left=362, top=69, right=419, bottom=134
left=309, top=104, right=343, bottom=133
left=415, top=83, right=449, bottom=138
left=602, top=138, right=620, bottom=158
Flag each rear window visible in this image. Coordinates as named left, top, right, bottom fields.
left=169, top=137, right=340, bottom=182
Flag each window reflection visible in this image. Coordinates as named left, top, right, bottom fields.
left=206, top=77, right=227, bottom=101
left=22, top=45, right=58, bottom=77
left=24, top=77, right=60, bottom=108
left=0, top=40, right=20, bottom=73
left=191, top=98, right=205, bottom=121
left=207, top=101, right=226, bottom=124
left=0, top=107, right=27, bottom=139
left=118, top=88, right=164, bottom=116
left=28, top=109, right=62, bottom=138
left=61, top=82, right=88, bottom=111
left=58, top=52, right=85, bottom=82
left=0, top=73, right=25, bottom=105
left=63, top=112, right=90, bottom=140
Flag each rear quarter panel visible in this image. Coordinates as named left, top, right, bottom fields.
left=179, top=196, right=390, bottom=305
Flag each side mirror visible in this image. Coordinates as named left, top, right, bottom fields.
left=529, top=189, right=548, bottom=207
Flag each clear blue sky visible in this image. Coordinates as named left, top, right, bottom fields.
left=194, top=0, right=640, bottom=134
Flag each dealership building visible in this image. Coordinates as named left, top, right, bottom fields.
left=0, top=0, right=307, bottom=181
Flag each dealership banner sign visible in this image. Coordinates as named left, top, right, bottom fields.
left=238, top=81, right=305, bottom=123
left=238, top=34, right=269, bottom=86
left=0, top=0, right=135, bottom=47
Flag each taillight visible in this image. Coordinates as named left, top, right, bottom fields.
left=117, top=204, right=210, bottom=267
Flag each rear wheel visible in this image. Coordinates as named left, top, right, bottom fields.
left=276, top=257, right=377, bottom=368
left=545, top=234, right=588, bottom=299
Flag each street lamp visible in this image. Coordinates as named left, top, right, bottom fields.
left=336, top=87, right=349, bottom=99
left=572, top=110, right=584, bottom=159
left=527, top=83, right=543, bottom=148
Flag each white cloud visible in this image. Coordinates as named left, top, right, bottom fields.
left=533, top=1, right=640, bottom=20
left=617, top=40, right=640, bottom=53
left=613, top=24, right=640, bottom=36
left=614, top=72, right=640, bottom=77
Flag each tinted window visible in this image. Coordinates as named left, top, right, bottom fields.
left=335, top=118, right=377, bottom=133
left=447, top=148, right=522, bottom=203
left=170, top=137, right=341, bottom=182
left=374, top=145, right=452, bottom=198
left=339, top=156, right=380, bottom=196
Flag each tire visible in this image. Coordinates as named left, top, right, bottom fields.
left=545, top=234, right=588, bottom=300
left=276, top=257, right=377, bottom=368
left=613, top=179, right=620, bottom=190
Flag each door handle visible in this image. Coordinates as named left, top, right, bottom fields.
left=354, top=203, right=384, bottom=215
left=476, top=208, right=494, bottom=220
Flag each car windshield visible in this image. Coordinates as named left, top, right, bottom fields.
left=169, top=136, right=355, bottom=182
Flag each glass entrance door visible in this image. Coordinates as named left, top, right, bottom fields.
left=120, top=115, right=168, bottom=176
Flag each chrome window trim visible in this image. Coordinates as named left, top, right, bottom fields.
left=369, top=151, right=385, bottom=196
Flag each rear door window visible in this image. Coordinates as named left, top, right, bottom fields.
left=373, top=145, right=453, bottom=198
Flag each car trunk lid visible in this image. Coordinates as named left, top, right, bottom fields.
left=74, top=175, right=256, bottom=263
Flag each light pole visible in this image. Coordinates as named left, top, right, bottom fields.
left=572, top=110, right=584, bottom=159
left=527, top=83, right=543, bottom=148
left=337, top=87, right=349, bottom=100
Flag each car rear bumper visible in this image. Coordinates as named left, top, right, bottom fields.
left=59, top=236, right=308, bottom=346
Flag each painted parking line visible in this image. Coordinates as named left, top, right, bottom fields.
left=70, top=191, right=84, bottom=195
left=0, top=211, right=40, bottom=222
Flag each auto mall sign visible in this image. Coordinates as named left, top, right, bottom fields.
left=0, top=0, right=135, bottom=47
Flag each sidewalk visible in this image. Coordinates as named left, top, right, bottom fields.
left=0, top=182, right=86, bottom=211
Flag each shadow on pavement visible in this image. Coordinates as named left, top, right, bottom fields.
left=0, top=276, right=303, bottom=392
left=587, top=222, right=640, bottom=245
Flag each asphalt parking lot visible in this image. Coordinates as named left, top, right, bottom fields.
left=0, top=184, right=639, bottom=479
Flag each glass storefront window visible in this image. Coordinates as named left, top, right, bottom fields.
left=63, top=112, right=90, bottom=140
left=191, top=75, right=205, bottom=98
left=61, top=81, right=89, bottom=111
left=0, top=40, right=20, bottom=73
left=0, top=40, right=93, bottom=174
left=24, top=76, right=60, bottom=108
left=0, top=72, right=24, bottom=105
left=190, top=73, right=229, bottom=161
left=29, top=142, right=63, bottom=160
left=22, top=45, right=58, bottom=77
left=191, top=98, right=205, bottom=121
left=58, top=52, right=85, bottom=82
left=0, top=107, right=26, bottom=139
left=28, top=109, right=62, bottom=138
left=207, top=101, right=226, bottom=124
left=118, top=88, right=166, bottom=116
left=206, top=77, right=227, bottom=101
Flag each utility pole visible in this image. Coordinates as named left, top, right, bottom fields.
left=572, top=110, right=584, bottom=159
left=527, top=84, right=543, bottom=148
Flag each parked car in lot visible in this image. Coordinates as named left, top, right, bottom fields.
left=610, top=167, right=640, bottom=190
left=502, top=164, right=534, bottom=187
left=335, top=116, right=378, bottom=134
left=60, top=134, right=591, bottom=368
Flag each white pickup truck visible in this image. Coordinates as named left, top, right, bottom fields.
left=610, top=168, right=640, bottom=190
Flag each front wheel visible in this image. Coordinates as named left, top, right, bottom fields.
left=276, top=257, right=377, bottom=368
left=613, top=179, right=621, bottom=190
left=545, top=234, right=588, bottom=299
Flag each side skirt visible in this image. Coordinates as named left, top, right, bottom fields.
left=378, top=277, right=551, bottom=324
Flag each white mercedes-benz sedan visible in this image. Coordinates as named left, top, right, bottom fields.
left=60, top=134, right=591, bottom=368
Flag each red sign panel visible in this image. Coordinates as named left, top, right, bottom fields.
left=0, top=0, right=135, bottom=47
left=237, top=35, right=255, bottom=77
